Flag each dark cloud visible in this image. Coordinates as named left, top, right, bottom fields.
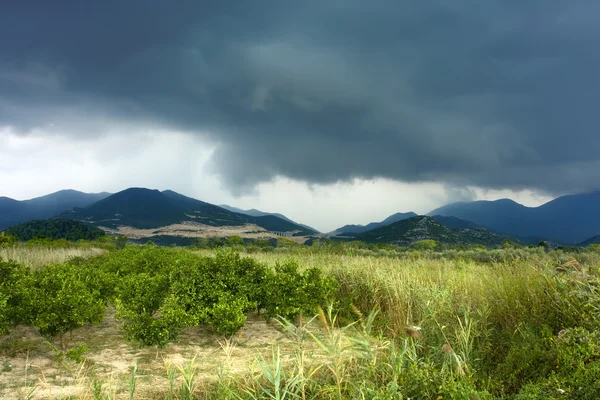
left=2, top=0, right=600, bottom=195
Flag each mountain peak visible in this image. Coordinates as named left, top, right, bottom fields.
left=56, top=187, right=316, bottom=234
left=426, top=191, right=600, bottom=244
left=330, top=211, right=417, bottom=236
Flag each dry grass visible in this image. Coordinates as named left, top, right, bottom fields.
left=0, top=307, right=293, bottom=399
left=0, top=246, right=108, bottom=269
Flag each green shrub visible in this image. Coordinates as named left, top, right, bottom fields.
left=411, top=240, right=438, bottom=251
left=208, top=294, right=249, bottom=337
left=0, top=293, right=8, bottom=335
left=514, top=328, right=600, bottom=399
left=0, top=259, right=31, bottom=332
left=28, top=264, right=105, bottom=344
left=0, top=234, right=17, bottom=246
left=262, top=260, right=338, bottom=321
left=226, top=235, right=244, bottom=247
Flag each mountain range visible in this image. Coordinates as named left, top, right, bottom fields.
left=219, top=205, right=318, bottom=232
left=0, top=190, right=110, bottom=230
left=428, top=191, right=600, bottom=244
left=329, top=212, right=418, bottom=236
left=58, top=188, right=316, bottom=235
left=1, top=188, right=600, bottom=246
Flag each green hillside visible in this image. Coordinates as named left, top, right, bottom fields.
left=357, top=215, right=514, bottom=247
left=0, top=190, right=110, bottom=230
left=5, top=219, right=106, bottom=241
left=60, top=188, right=316, bottom=235
left=579, top=234, right=600, bottom=246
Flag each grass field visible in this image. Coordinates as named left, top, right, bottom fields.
left=0, top=246, right=108, bottom=270
left=1, top=244, right=600, bottom=399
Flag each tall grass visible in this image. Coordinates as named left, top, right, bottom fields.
left=0, top=245, right=107, bottom=269
left=3, top=246, right=600, bottom=398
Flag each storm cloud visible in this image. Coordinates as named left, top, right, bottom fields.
left=2, top=1, right=600, bottom=195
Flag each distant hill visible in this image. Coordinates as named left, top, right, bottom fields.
left=330, top=212, right=417, bottom=236
left=220, top=205, right=319, bottom=233
left=428, top=191, right=600, bottom=244
left=6, top=219, right=106, bottom=241
left=431, top=215, right=480, bottom=230
left=579, top=235, right=600, bottom=246
left=0, top=190, right=111, bottom=230
left=356, top=215, right=513, bottom=247
left=59, top=188, right=316, bottom=234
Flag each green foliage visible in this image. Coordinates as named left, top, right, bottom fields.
left=493, top=326, right=556, bottom=394
left=102, top=246, right=338, bottom=344
left=356, top=215, right=514, bottom=247
left=117, top=273, right=168, bottom=316
left=501, top=239, right=521, bottom=249
left=225, top=235, right=244, bottom=247
left=0, top=293, right=8, bottom=335
left=6, top=219, right=106, bottom=242
left=208, top=294, right=248, bottom=337
left=194, top=237, right=224, bottom=249
left=115, top=272, right=180, bottom=347
left=411, top=239, right=438, bottom=251
left=0, top=259, right=31, bottom=332
left=65, top=344, right=89, bottom=363
left=28, top=264, right=105, bottom=340
left=0, top=234, right=17, bottom=246
left=588, top=243, right=600, bottom=253
left=116, top=301, right=185, bottom=348
left=276, top=237, right=297, bottom=248
left=46, top=341, right=89, bottom=363
left=262, top=260, right=338, bottom=321
left=5, top=244, right=600, bottom=397
left=512, top=328, right=600, bottom=399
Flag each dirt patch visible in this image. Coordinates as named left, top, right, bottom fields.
left=0, top=307, right=291, bottom=399
left=101, top=222, right=284, bottom=240
left=99, top=221, right=311, bottom=244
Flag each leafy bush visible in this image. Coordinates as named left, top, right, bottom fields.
left=225, top=235, right=244, bottom=247
left=208, top=294, right=249, bottom=337
left=513, top=328, right=600, bottom=399
left=0, top=259, right=32, bottom=332
left=411, top=239, right=438, bottom=251
left=28, top=264, right=105, bottom=344
left=0, top=234, right=17, bottom=246
left=0, top=293, right=8, bottom=335
left=115, top=272, right=179, bottom=346
left=262, top=260, right=338, bottom=321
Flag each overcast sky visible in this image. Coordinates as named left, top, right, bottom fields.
left=1, top=1, right=599, bottom=232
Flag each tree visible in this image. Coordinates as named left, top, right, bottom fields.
left=276, top=237, right=297, bottom=248
left=411, top=240, right=438, bottom=251
left=0, top=233, right=17, bottom=246
left=501, top=239, right=520, bottom=249
left=226, top=235, right=244, bottom=247
left=0, top=260, right=31, bottom=334
left=29, top=264, right=105, bottom=347
left=587, top=244, right=600, bottom=253
left=262, top=260, right=338, bottom=322
left=254, top=239, right=274, bottom=249
left=195, top=237, right=225, bottom=249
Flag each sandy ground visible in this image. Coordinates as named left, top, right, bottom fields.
left=0, top=307, right=293, bottom=399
